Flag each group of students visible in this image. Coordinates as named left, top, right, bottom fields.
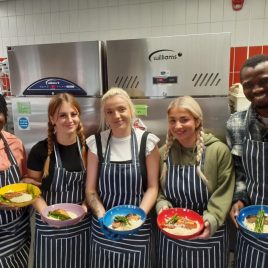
left=0, top=54, right=268, bottom=268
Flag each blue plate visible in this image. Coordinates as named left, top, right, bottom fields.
left=237, top=205, right=268, bottom=238
left=103, top=205, right=146, bottom=235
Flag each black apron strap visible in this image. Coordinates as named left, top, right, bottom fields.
left=95, top=133, right=103, bottom=179
left=139, top=131, right=149, bottom=192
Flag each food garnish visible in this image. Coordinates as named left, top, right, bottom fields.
left=111, top=214, right=141, bottom=230
left=254, top=209, right=265, bottom=233
left=48, top=209, right=72, bottom=221
left=162, top=214, right=198, bottom=230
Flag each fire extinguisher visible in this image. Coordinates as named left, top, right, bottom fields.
left=232, top=0, right=244, bottom=11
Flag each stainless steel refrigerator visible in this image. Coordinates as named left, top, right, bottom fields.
left=7, top=41, right=104, bottom=153
left=106, top=33, right=231, bottom=145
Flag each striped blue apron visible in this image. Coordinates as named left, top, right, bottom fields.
left=157, top=151, right=229, bottom=268
left=235, top=110, right=268, bottom=268
left=34, top=140, right=91, bottom=268
left=90, top=130, right=152, bottom=268
left=0, top=132, right=30, bottom=268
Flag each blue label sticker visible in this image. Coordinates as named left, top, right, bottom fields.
left=18, top=117, right=29, bottom=130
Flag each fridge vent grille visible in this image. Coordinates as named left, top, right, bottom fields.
left=114, top=76, right=140, bottom=88
left=192, top=73, right=221, bottom=87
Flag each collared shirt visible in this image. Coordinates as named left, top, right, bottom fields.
left=226, top=105, right=268, bottom=204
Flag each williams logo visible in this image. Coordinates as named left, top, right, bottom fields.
left=148, top=49, right=182, bottom=62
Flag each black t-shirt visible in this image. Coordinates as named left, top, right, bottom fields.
left=27, top=139, right=87, bottom=190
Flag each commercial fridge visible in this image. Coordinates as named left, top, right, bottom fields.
left=106, top=33, right=231, bottom=145
left=7, top=41, right=104, bottom=153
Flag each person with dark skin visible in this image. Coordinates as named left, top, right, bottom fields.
left=227, top=54, right=268, bottom=268
left=0, top=94, right=30, bottom=268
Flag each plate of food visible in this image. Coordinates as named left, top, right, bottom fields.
left=157, top=208, right=204, bottom=240
left=237, top=205, right=268, bottom=238
left=0, top=183, right=41, bottom=207
left=42, top=203, right=86, bottom=228
left=103, top=205, right=146, bottom=235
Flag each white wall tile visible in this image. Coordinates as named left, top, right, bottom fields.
left=17, top=36, right=27, bottom=45
left=79, top=30, right=99, bottom=41
left=42, top=13, right=51, bottom=35
left=51, top=0, right=60, bottom=12
left=51, top=12, right=61, bottom=34
left=59, top=11, right=70, bottom=33
left=51, top=33, right=61, bottom=43
left=151, top=26, right=163, bottom=37
left=9, top=36, right=18, bottom=46
left=235, top=0, right=250, bottom=20
left=173, top=0, right=186, bottom=25
left=8, top=16, right=17, bottom=37
left=16, top=15, right=26, bottom=37
left=151, top=2, right=163, bottom=26
left=88, top=8, right=99, bottom=31
left=234, top=20, right=249, bottom=46
left=60, top=32, right=80, bottom=42
left=249, top=19, right=264, bottom=45
left=2, top=37, right=10, bottom=57
left=24, top=14, right=34, bottom=36
left=249, top=0, right=265, bottom=19
left=59, top=0, right=69, bottom=11
left=78, top=0, right=88, bottom=10
left=98, top=7, right=108, bottom=30
left=126, top=4, right=140, bottom=29
left=15, top=0, right=24, bottom=15
left=186, top=23, right=198, bottom=34
left=139, top=3, right=151, bottom=28
left=108, top=0, right=118, bottom=7
left=186, top=0, right=198, bottom=23
left=223, top=0, right=235, bottom=21
left=41, top=0, right=51, bottom=13
left=98, top=0, right=108, bottom=8
left=24, top=35, right=35, bottom=45
left=69, top=11, right=79, bottom=32
left=108, top=6, right=120, bottom=29
left=7, top=0, right=16, bottom=16
left=88, top=0, right=98, bottom=9
left=0, top=2, right=8, bottom=17
left=118, top=5, right=129, bottom=29
left=173, top=24, right=186, bottom=35
left=24, top=0, right=33, bottom=15
left=263, top=18, right=268, bottom=43
left=69, top=0, right=78, bottom=10
left=210, top=0, right=223, bottom=22
left=210, top=21, right=223, bottom=33
left=198, top=0, right=210, bottom=23
left=223, top=20, right=235, bottom=45
left=32, top=0, right=42, bottom=14
left=78, top=10, right=90, bottom=32
left=162, top=1, right=175, bottom=26
left=0, top=17, right=9, bottom=38
left=197, top=22, right=210, bottom=34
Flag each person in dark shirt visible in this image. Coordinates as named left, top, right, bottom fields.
left=25, top=93, right=91, bottom=268
left=226, top=54, right=268, bottom=268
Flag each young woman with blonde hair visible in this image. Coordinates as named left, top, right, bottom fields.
left=156, top=96, right=235, bottom=268
left=86, top=87, right=160, bottom=268
left=25, top=93, right=91, bottom=268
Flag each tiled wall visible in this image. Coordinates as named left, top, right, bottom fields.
left=1, top=0, right=268, bottom=89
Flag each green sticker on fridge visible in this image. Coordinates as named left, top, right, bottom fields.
left=17, top=102, right=31, bottom=114
left=134, top=104, right=148, bottom=116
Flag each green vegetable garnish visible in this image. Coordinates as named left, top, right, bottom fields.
left=114, top=215, right=131, bottom=226
left=48, top=211, right=71, bottom=221
left=254, top=209, right=265, bottom=233
left=0, top=195, right=11, bottom=203
left=167, top=214, right=180, bottom=224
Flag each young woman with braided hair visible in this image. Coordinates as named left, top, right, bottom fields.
left=25, top=93, right=91, bottom=268
left=156, top=96, right=235, bottom=268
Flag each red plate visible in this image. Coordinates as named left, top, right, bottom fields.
left=157, top=208, right=204, bottom=240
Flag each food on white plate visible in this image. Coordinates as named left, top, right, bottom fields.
left=109, top=214, right=143, bottom=231
left=244, top=209, right=268, bottom=233
left=47, top=209, right=77, bottom=221
left=161, top=214, right=200, bottom=236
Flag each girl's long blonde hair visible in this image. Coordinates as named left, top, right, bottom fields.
left=42, top=93, right=87, bottom=178
left=160, top=96, right=208, bottom=185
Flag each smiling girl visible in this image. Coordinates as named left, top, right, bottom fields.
left=156, top=96, right=235, bottom=268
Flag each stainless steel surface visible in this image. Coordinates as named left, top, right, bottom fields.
left=132, top=97, right=230, bottom=146
left=7, top=41, right=104, bottom=96
left=12, top=97, right=101, bottom=154
left=106, top=33, right=230, bottom=97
